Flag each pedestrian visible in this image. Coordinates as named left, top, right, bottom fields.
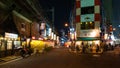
left=96, top=44, right=99, bottom=53
left=81, top=42, right=85, bottom=53
left=76, top=45, right=80, bottom=53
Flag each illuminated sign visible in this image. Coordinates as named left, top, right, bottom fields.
left=48, top=28, right=52, bottom=36
left=5, top=32, right=18, bottom=39
left=40, top=23, right=45, bottom=30
left=81, top=0, right=94, bottom=7
left=80, top=29, right=100, bottom=37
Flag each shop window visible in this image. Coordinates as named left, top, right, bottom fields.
left=21, top=23, right=26, bottom=32
left=81, top=21, right=94, bottom=29
left=21, top=23, right=25, bottom=28
left=81, top=6, right=94, bottom=14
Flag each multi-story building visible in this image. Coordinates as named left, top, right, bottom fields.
left=0, top=0, right=57, bottom=57
left=101, top=0, right=114, bottom=45
left=75, top=0, right=101, bottom=46
left=0, top=0, right=43, bottom=57
left=74, top=0, right=114, bottom=47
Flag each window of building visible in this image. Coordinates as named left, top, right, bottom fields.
left=21, top=23, right=26, bottom=32
left=81, top=21, right=94, bottom=29
left=21, top=23, right=25, bottom=28
left=81, top=6, right=94, bottom=14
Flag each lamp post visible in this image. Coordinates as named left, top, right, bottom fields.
left=65, top=23, right=76, bottom=41
left=65, top=23, right=68, bottom=27
left=64, top=23, right=70, bottom=41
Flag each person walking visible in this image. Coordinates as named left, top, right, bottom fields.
left=96, top=44, right=99, bottom=53
left=81, top=42, right=85, bottom=53
left=76, top=45, right=80, bottom=53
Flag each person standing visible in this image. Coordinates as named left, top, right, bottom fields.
left=76, top=45, right=80, bottom=53
left=81, top=42, right=85, bottom=53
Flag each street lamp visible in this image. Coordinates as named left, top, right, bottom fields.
left=65, top=23, right=68, bottom=27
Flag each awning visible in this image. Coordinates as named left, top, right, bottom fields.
left=77, top=37, right=100, bottom=41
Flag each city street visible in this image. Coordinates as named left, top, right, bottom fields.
left=0, top=47, right=120, bottom=68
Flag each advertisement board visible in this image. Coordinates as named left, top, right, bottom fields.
left=81, top=0, right=94, bottom=7
left=80, top=29, right=100, bottom=37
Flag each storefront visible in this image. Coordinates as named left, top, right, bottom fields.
left=76, top=37, right=100, bottom=53
left=0, top=32, right=20, bottom=57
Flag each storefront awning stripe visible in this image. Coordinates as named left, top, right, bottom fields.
left=77, top=37, right=100, bottom=41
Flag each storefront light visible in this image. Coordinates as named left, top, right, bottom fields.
left=90, top=22, right=92, bottom=24
left=12, top=38, right=14, bottom=41
left=89, top=41, right=92, bottom=44
left=90, top=31, right=96, bottom=37
left=38, top=38, right=43, bottom=40
left=4, top=38, right=7, bottom=40
left=110, top=41, right=114, bottom=45
left=57, top=36, right=59, bottom=43
left=32, top=36, right=35, bottom=39
left=48, top=28, right=52, bottom=36
left=26, top=38, right=30, bottom=46
left=71, top=34, right=74, bottom=40
left=44, top=37, right=48, bottom=40
left=0, top=37, right=4, bottom=40
left=51, top=32, right=54, bottom=40
left=90, top=29, right=99, bottom=37
left=111, top=35, right=115, bottom=40
left=104, top=34, right=108, bottom=40
left=94, top=40, right=100, bottom=45
left=44, top=29, right=46, bottom=37
left=54, top=34, right=56, bottom=40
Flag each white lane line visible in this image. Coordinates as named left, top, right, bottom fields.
left=92, top=54, right=101, bottom=57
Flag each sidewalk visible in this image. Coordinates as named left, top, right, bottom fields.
left=0, top=52, right=35, bottom=65
left=0, top=55, right=21, bottom=64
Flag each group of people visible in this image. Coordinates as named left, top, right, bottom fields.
left=69, top=41, right=115, bottom=54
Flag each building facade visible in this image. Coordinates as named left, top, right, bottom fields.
left=0, top=0, right=57, bottom=57
left=75, top=0, right=101, bottom=46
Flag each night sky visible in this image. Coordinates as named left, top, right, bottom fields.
left=113, top=0, right=120, bottom=38
left=39, top=0, right=74, bottom=35
left=113, top=0, right=120, bottom=24
left=39, top=0, right=120, bottom=37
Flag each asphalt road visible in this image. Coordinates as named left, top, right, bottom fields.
left=0, top=47, right=120, bottom=68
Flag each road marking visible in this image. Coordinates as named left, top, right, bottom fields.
left=92, top=54, right=100, bottom=57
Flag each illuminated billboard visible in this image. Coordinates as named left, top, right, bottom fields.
left=81, top=0, right=94, bottom=7
left=5, top=32, right=18, bottom=39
